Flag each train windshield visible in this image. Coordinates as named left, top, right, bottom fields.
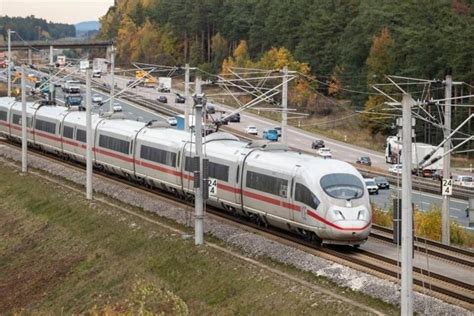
left=320, top=173, right=364, bottom=200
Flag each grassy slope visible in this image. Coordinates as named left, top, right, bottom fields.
left=0, top=163, right=397, bottom=314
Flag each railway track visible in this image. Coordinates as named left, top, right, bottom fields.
left=370, top=225, right=473, bottom=268
left=1, top=139, right=472, bottom=310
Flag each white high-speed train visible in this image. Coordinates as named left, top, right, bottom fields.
left=0, top=98, right=372, bottom=246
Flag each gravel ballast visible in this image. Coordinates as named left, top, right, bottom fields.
left=0, top=145, right=469, bottom=315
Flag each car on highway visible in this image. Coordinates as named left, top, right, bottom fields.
left=311, top=139, right=325, bottom=149
left=175, top=94, right=185, bottom=103
left=374, top=176, right=390, bottom=189
left=245, top=125, right=258, bottom=135
left=263, top=129, right=279, bottom=141
left=92, top=94, right=103, bottom=103
left=454, top=175, right=473, bottom=188
left=356, top=156, right=372, bottom=166
left=158, top=87, right=170, bottom=93
left=127, top=80, right=136, bottom=88
left=157, top=96, right=168, bottom=103
left=92, top=70, right=101, bottom=78
left=389, top=164, right=402, bottom=175
left=228, top=113, right=240, bottom=122
left=113, top=103, right=122, bottom=112
left=432, top=170, right=442, bottom=181
left=206, top=103, right=216, bottom=114
left=274, top=126, right=282, bottom=137
left=364, top=178, right=379, bottom=195
left=167, top=117, right=177, bottom=126
left=317, top=147, right=332, bottom=158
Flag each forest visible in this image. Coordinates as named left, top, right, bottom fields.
left=101, top=0, right=472, bottom=140
left=0, top=15, right=76, bottom=42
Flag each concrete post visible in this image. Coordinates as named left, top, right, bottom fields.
left=28, top=49, right=32, bottom=65
left=49, top=45, right=53, bottom=65
left=185, top=64, right=190, bottom=131
left=442, top=71, right=452, bottom=245
left=7, top=29, right=12, bottom=98
left=282, top=66, right=288, bottom=144
left=401, top=94, right=414, bottom=316
left=21, top=66, right=27, bottom=173
left=194, top=90, right=204, bottom=245
left=86, top=68, right=93, bottom=200
left=109, top=45, right=115, bottom=113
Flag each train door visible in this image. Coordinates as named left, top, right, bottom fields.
left=180, top=142, right=194, bottom=194
left=288, top=165, right=302, bottom=221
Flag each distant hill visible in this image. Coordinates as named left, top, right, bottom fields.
left=75, top=21, right=100, bottom=37
left=75, top=21, right=100, bottom=32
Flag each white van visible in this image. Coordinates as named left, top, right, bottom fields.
left=454, top=175, right=473, bottom=188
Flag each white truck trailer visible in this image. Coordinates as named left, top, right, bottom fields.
left=385, top=136, right=444, bottom=175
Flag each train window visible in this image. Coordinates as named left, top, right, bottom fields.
left=63, top=126, right=74, bottom=139
left=12, top=114, right=21, bottom=125
left=35, top=119, right=56, bottom=134
left=0, top=110, right=6, bottom=121
left=246, top=171, right=288, bottom=197
left=208, top=161, right=229, bottom=182
left=76, top=129, right=86, bottom=143
left=99, top=135, right=130, bottom=155
left=295, top=183, right=320, bottom=210
left=140, top=145, right=176, bottom=167
left=320, top=173, right=364, bottom=200
left=184, top=156, right=193, bottom=172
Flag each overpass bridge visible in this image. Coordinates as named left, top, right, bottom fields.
left=0, top=39, right=113, bottom=51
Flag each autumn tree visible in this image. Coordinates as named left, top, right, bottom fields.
left=363, top=27, right=395, bottom=135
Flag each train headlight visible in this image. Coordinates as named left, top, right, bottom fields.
left=334, top=210, right=345, bottom=220
left=357, top=210, right=366, bottom=220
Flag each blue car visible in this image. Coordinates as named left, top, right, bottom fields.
left=263, top=129, right=279, bottom=141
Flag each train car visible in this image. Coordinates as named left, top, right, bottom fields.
left=134, top=122, right=187, bottom=192
left=187, top=132, right=244, bottom=209
left=32, top=105, right=69, bottom=154
left=0, top=98, right=39, bottom=143
left=61, top=110, right=103, bottom=162
left=0, top=97, right=17, bottom=136
left=95, top=117, right=146, bottom=177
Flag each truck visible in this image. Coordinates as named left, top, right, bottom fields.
left=93, top=58, right=108, bottom=74
left=62, top=80, right=81, bottom=94
left=385, top=136, right=444, bottom=176
left=0, top=52, right=6, bottom=68
left=56, top=55, right=66, bottom=67
left=158, top=77, right=172, bottom=92
left=136, top=70, right=157, bottom=87
left=65, top=94, right=84, bottom=109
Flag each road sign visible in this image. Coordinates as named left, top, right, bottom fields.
left=208, top=178, right=217, bottom=196
left=442, top=178, right=453, bottom=196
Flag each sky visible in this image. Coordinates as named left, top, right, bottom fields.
left=0, top=0, right=115, bottom=24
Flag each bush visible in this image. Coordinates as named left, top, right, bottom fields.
left=372, top=205, right=474, bottom=248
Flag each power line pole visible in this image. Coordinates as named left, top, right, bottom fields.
left=85, top=67, right=93, bottom=200
left=282, top=66, right=288, bottom=145
left=7, top=29, right=12, bottom=98
left=109, top=45, right=115, bottom=113
left=185, top=64, right=190, bottom=131
left=442, top=70, right=452, bottom=245
left=401, top=94, right=414, bottom=316
left=21, top=65, right=27, bottom=173
left=49, top=46, right=55, bottom=103
left=194, top=76, right=204, bottom=245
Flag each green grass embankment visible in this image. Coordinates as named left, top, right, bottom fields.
left=0, top=163, right=397, bottom=314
